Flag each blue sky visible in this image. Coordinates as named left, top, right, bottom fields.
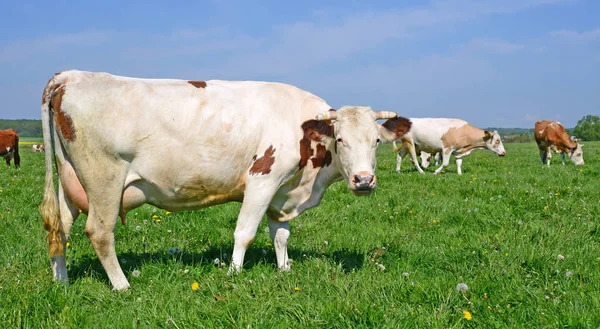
left=1, top=0, right=598, bottom=128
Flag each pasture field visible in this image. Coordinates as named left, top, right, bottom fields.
left=1, top=142, right=599, bottom=328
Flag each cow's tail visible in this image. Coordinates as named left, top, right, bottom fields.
left=39, top=73, right=64, bottom=257
left=392, top=140, right=406, bottom=153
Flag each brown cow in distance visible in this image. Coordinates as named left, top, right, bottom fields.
left=0, top=128, right=20, bottom=168
left=534, top=120, right=584, bottom=166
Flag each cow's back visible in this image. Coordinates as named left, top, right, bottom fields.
left=407, top=118, right=469, bottom=152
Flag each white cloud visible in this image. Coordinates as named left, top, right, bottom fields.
left=0, top=31, right=113, bottom=63
left=469, top=38, right=525, bottom=54
left=550, top=27, right=600, bottom=41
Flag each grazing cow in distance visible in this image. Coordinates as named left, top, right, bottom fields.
left=394, top=118, right=506, bottom=175
left=392, top=142, right=437, bottom=172
left=0, top=128, right=20, bottom=168
left=534, top=120, right=584, bottom=166
left=40, top=70, right=412, bottom=290
left=32, top=144, right=45, bottom=152
left=420, top=151, right=440, bottom=169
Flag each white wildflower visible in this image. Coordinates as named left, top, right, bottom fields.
left=132, top=270, right=141, bottom=277
left=377, top=263, right=385, bottom=271
left=565, top=271, right=573, bottom=278
left=456, top=283, right=469, bottom=292
left=557, top=254, right=565, bottom=261
left=135, top=225, right=141, bottom=231
left=213, top=258, right=221, bottom=265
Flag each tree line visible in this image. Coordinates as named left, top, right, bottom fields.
left=1, top=115, right=599, bottom=141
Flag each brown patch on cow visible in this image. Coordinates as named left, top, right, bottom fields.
left=534, top=120, right=576, bottom=152
left=441, top=123, right=486, bottom=154
left=51, top=85, right=76, bottom=141
left=382, top=116, right=412, bottom=139
left=301, top=120, right=334, bottom=142
left=250, top=145, right=276, bottom=175
left=41, top=72, right=61, bottom=105
left=311, top=144, right=332, bottom=168
left=188, top=80, right=207, bottom=88
left=299, top=119, right=334, bottom=169
left=299, top=137, right=313, bottom=169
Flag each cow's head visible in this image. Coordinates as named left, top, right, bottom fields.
left=483, top=130, right=506, bottom=156
left=302, top=106, right=411, bottom=196
left=569, top=143, right=584, bottom=165
left=420, top=152, right=432, bottom=169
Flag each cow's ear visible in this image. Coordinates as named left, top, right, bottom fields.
left=483, top=130, right=492, bottom=141
left=301, top=120, right=334, bottom=142
left=380, top=116, right=411, bottom=142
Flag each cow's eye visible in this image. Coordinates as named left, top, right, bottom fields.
left=336, top=138, right=343, bottom=143
left=376, top=138, right=381, bottom=144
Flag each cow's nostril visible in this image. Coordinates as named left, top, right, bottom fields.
left=353, top=175, right=361, bottom=185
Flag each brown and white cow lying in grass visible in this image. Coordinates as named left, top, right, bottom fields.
left=40, top=70, right=412, bottom=290
left=32, top=144, right=45, bottom=152
left=0, top=128, right=20, bottom=168
left=393, top=118, right=506, bottom=175
left=534, top=120, right=584, bottom=166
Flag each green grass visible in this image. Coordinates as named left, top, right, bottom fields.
left=1, top=142, right=599, bottom=328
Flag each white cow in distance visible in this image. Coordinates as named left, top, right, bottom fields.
left=394, top=118, right=506, bottom=175
left=39, top=70, right=412, bottom=290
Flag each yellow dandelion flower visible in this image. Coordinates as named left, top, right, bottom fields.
left=152, top=215, right=158, bottom=219
left=155, top=219, right=161, bottom=223
left=66, top=242, right=71, bottom=248
left=165, top=211, right=171, bottom=215
left=505, top=253, right=508, bottom=257
left=543, top=205, right=548, bottom=210
left=191, top=282, right=199, bottom=291
left=294, top=287, right=301, bottom=292
left=463, top=310, right=472, bottom=320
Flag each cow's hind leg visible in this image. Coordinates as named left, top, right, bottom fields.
left=51, top=182, right=80, bottom=283
left=230, top=181, right=278, bottom=274
left=546, top=149, right=552, bottom=166
left=560, top=152, right=566, bottom=165
left=83, top=169, right=130, bottom=290
left=267, top=217, right=290, bottom=271
left=407, top=143, right=425, bottom=174
left=396, top=148, right=407, bottom=173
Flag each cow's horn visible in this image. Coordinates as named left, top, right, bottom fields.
left=374, top=111, right=398, bottom=120
left=316, top=111, right=337, bottom=121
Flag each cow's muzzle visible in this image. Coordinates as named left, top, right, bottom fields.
left=351, top=171, right=376, bottom=196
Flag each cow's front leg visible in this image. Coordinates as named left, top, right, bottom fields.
left=455, top=157, right=463, bottom=175
left=434, top=151, right=451, bottom=174
left=267, top=218, right=290, bottom=271
left=230, top=183, right=276, bottom=274
left=539, top=149, right=546, bottom=165
left=561, top=152, right=566, bottom=165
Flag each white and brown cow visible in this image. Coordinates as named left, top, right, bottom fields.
left=40, top=70, right=412, bottom=290
left=394, top=118, right=506, bottom=175
left=0, top=128, right=20, bottom=168
left=534, top=120, right=584, bottom=166
left=32, top=144, right=45, bottom=152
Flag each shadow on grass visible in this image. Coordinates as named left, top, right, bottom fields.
left=68, top=246, right=365, bottom=286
